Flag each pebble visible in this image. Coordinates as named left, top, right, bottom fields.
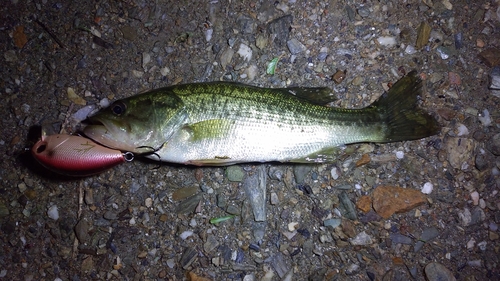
left=372, top=186, right=427, bottom=219
left=286, top=38, right=306, bottom=55
left=445, top=137, right=474, bottom=170
left=242, top=165, right=266, bottom=221
left=356, top=196, right=372, bottom=213
left=4, top=50, right=18, bottom=62
left=132, top=70, right=144, bottom=78
left=487, top=133, right=500, bottom=156
left=357, top=6, right=370, bottom=18
left=415, top=227, right=440, bottom=252
left=225, top=166, right=245, bottom=182
left=237, top=43, right=252, bottom=62
left=142, top=52, right=151, bottom=69
left=390, top=233, right=412, bottom=244
left=47, top=205, right=59, bottom=220
left=270, top=192, right=279, bottom=205
left=323, top=218, right=341, bottom=228
left=330, top=167, right=339, bottom=180
left=424, top=262, right=456, bottom=281
left=268, top=166, right=283, bottom=181
left=479, top=49, right=500, bottom=67
left=288, top=222, right=298, bottom=231
left=267, top=15, right=293, bottom=47
left=204, top=28, right=213, bottom=42
left=145, top=197, right=153, bottom=208
left=436, top=46, right=451, bottom=60
left=458, top=208, right=472, bottom=226
left=405, top=45, right=417, bottom=54
left=489, top=67, right=500, bottom=98
left=180, top=247, right=198, bottom=269
left=421, top=182, right=433, bottom=194
left=455, top=123, right=469, bottom=136
left=103, top=210, right=117, bottom=220
left=470, top=191, right=479, bottom=205
left=338, top=191, right=357, bottom=220
left=395, top=151, right=404, bottom=159
left=75, top=218, right=91, bottom=243
left=466, top=237, right=475, bottom=249
left=160, top=66, right=170, bottom=76
left=67, top=87, right=86, bottom=105
left=180, top=230, right=193, bottom=240
left=350, top=231, right=373, bottom=245
left=99, top=98, right=110, bottom=107
left=203, top=235, right=219, bottom=252
left=478, top=109, right=491, bottom=126
left=269, top=253, right=289, bottom=279
left=121, top=26, right=137, bottom=41
left=377, top=36, right=397, bottom=47
left=293, top=164, right=313, bottom=184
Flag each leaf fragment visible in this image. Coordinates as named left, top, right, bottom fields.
left=209, top=214, right=235, bottom=224
left=267, top=57, right=280, bottom=75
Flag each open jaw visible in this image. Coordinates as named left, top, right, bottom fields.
left=83, top=118, right=138, bottom=153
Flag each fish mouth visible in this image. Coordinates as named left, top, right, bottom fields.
left=83, top=117, right=137, bottom=152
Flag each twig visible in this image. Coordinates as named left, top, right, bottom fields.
left=34, top=19, right=66, bottom=49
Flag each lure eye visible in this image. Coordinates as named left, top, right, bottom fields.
left=111, top=101, right=126, bottom=116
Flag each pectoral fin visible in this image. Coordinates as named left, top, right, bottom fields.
left=183, top=119, right=234, bottom=142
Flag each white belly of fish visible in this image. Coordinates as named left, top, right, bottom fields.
left=150, top=119, right=339, bottom=165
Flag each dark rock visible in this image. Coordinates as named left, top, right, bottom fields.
left=267, top=15, right=293, bottom=47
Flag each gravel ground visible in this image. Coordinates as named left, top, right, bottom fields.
left=1, top=0, right=500, bottom=280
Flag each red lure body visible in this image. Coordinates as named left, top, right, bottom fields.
left=32, top=134, right=129, bottom=176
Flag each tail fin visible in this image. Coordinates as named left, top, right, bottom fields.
left=371, top=71, right=440, bottom=142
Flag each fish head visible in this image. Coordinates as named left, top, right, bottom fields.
left=84, top=92, right=187, bottom=154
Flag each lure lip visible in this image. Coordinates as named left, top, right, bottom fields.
left=31, top=134, right=132, bottom=176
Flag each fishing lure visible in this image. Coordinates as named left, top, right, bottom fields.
left=32, top=134, right=133, bottom=176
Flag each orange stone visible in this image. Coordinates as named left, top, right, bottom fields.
left=372, top=186, right=426, bottom=219
left=187, top=271, right=212, bottom=281
left=356, top=195, right=372, bottom=213
left=356, top=154, right=371, bottom=167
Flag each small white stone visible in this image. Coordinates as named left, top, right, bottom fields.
left=421, top=182, right=433, bottom=194
left=129, top=217, right=136, bottom=225
left=204, top=28, right=213, bottom=42
left=404, top=45, right=417, bottom=54
left=237, top=43, right=252, bottom=61
left=142, top=52, right=151, bottom=69
left=330, top=167, right=339, bottom=180
left=467, top=237, right=475, bottom=249
left=479, top=199, right=486, bottom=209
left=355, top=184, right=362, bottom=190
left=132, top=70, right=144, bottom=78
left=145, top=198, right=153, bottom=208
left=160, top=66, right=170, bottom=76
left=47, top=205, right=59, bottom=220
left=456, top=123, right=469, bottom=136
left=377, top=36, right=397, bottom=47
left=288, top=222, right=299, bottom=231
left=470, top=191, right=479, bottom=205
left=189, top=218, right=197, bottom=227
left=99, top=98, right=110, bottom=108
left=478, top=109, right=491, bottom=127
left=395, top=151, right=404, bottom=159
left=179, top=230, right=193, bottom=240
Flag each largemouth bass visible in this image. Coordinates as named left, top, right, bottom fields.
left=84, top=71, right=439, bottom=165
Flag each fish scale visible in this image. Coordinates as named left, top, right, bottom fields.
left=84, top=71, right=439, bottom=165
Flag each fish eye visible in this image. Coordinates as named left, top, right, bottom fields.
left=111, top=101, right=126, bottom=116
